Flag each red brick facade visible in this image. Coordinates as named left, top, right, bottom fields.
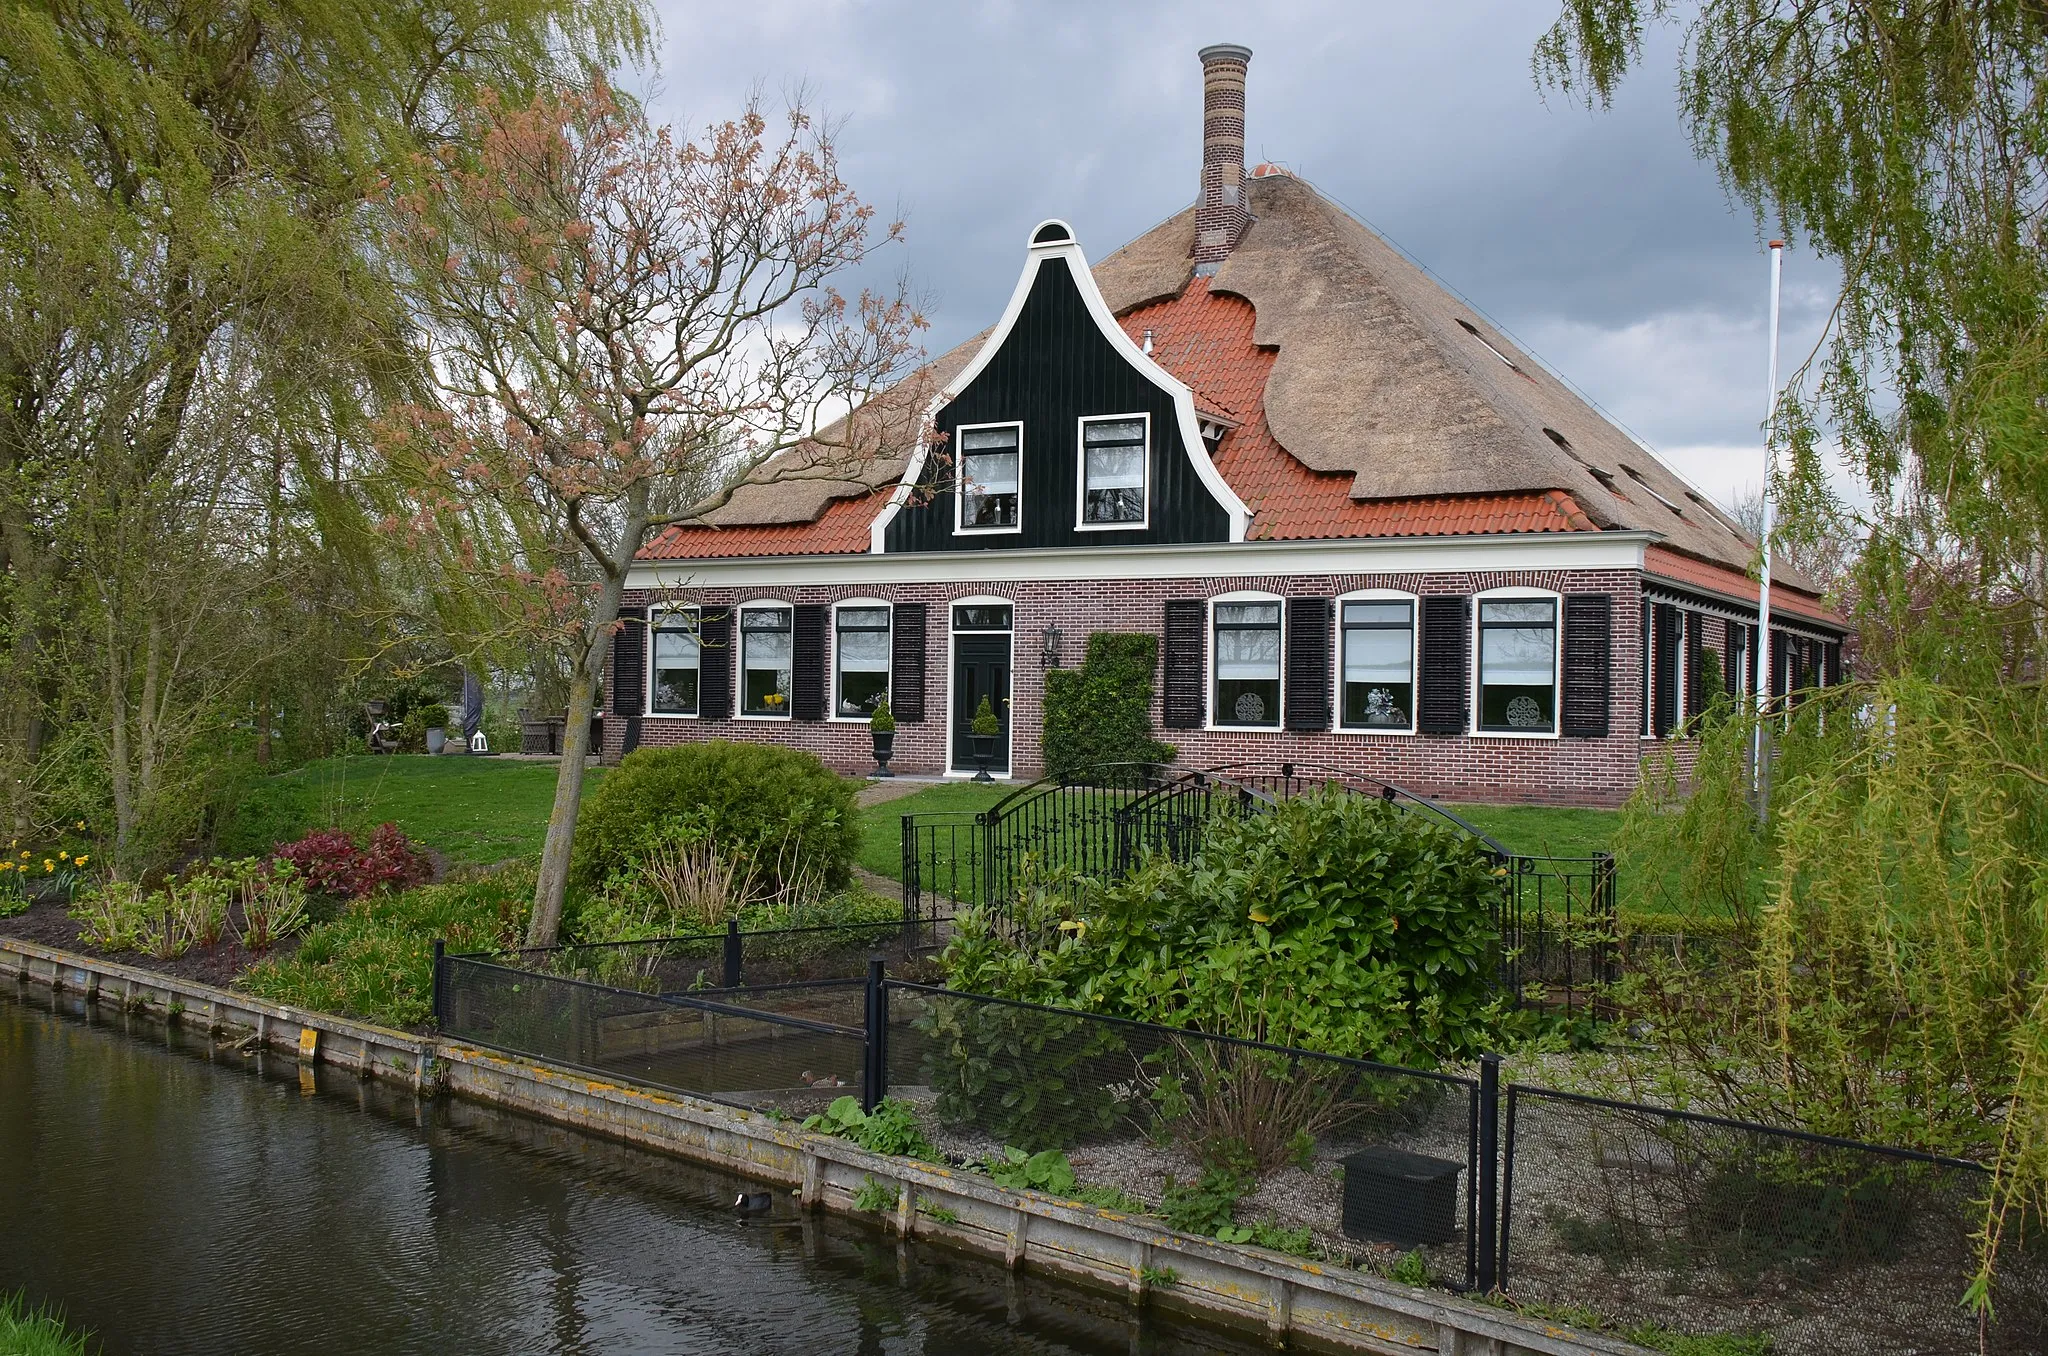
left=602, top=565, right=1720, bottom=808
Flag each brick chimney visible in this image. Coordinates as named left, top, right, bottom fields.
left=1194, top=43, right=1253, bottom=273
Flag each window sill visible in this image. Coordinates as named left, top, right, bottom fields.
left=1337, top=726, right=1418, bottom=738
left=1075, top=520, right=1148, bottom=533
left=953, top=526, right=1023, bottom=537
left=1205, top=724, right=1284, bottom=734
left=1470, top=729, right=1561, bottom=741
left=735, top=713, right=793, bottom=722
left=643, top=711, right=701, bottom=720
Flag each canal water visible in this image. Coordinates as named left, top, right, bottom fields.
left=0, top=987, right=1259, bottom=1356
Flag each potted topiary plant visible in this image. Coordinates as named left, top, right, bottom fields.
left=420, top=703, right=451, bottom=755
left=970, top=693, right=1001, bottom=783
left=869, top=697, right=897, bottom=778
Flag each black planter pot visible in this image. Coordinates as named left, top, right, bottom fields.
left=971, top=733, right=997, bottom=782
left=871, top=729, right=895, bottom=778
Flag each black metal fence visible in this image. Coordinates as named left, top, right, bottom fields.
left=433, top=935, right=2044, bottom=1351
left=1501, top=1085, right=2048, bottom=1356
left=900, top=760, right=1616, bottom=1008
left=884, top=980, right=1488, bottom=1291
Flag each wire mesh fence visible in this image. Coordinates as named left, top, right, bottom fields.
left=880, top=981, right=1483, bottom=1289
left=1501, top=1086, right=2048, bottom=1356
left=438, top=954, right=871, bottom=1119
left=474, top=919, right=943, bottom=995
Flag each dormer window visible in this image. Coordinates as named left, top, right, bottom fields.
left=1079, top=415, right=1148, bottom=527
left=957, top=423, right=1021, bottom=531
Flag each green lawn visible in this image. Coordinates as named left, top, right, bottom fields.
left=1439, top=803, right=1621, bottom=861
left=857, top=782, right=1009, bottom=880
left=245, top=755, right=600, bottom=865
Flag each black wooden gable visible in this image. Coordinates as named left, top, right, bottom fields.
left=883, top=253, right=1233, bottom=553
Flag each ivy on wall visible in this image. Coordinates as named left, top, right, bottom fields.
left=1040, top=633, right=1175, bottom=780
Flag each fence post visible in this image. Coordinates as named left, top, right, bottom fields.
left=431, top=939, right=445, bottom=1029
left=1477, top=1052, right=1501, bottom=1293
left=862, top=955, right=888, bottom=1114
left=723, top=919, right=742, bottom=989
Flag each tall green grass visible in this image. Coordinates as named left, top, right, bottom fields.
left=0, top=1291, right=93, bottom=1356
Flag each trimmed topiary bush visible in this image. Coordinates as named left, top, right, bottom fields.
left=1040, top=632, right=1174, bottom=781
left=571, top=740, right=858, bottom=894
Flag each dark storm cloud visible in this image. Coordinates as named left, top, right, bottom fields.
left=646, top=0, right=1836, bottom=501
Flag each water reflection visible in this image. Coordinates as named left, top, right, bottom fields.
left=0, top=986, right=1253, bottom=1356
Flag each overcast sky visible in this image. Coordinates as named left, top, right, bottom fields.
left=645, top=0, right=1839, bottom=512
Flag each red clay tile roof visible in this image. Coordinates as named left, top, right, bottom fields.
left=641, top=490, right=879, bottom=559
left=1645, top=546, right=1840, bottom=627
left=1120, top=278, right=1597, bottom=540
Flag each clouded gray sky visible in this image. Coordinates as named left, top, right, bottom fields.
left=647, top=0, right=1837, bottom=511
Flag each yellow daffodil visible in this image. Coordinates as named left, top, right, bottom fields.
left=1249, top=908, right=1271, bottom=924
left=17, top=851, right=26, bottom=860
left=75, top=855, right=87, bottom=866
left=75, top=821, right=85, bottom=830
left=0, top=862, right=11, bottom=872
left=43, top=860, right=54, bottom=872
left=57, top=850, right=68, bottom=861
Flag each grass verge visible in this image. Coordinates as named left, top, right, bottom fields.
left=240, top=866, right=532, bottom=1028
left=0, top=1291, right=93, bottom=1356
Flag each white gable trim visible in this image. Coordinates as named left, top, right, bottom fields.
left=867, top=220, right=1251, bottom=552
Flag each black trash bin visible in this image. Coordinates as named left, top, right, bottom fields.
left=1340, top=1146, right=1463, bottom=1246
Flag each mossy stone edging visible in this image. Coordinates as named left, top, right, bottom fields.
left=0, top=938, right=1650, bottom=1356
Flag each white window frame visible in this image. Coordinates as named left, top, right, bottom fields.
left=645, top=605, right=703, bottom=719
left=735, top=600, right=795, bottom=721
left=1470, top=587, right=1563, bottom=740
left=1332, top=588, right=1418, bottom=736
left=1206, top=590, right=1286, bottom=733
left=1074, top=411, right=1151, bottom=532
left=829, top=599, right=893, bottom=723
left=953, top=420, right=1024, bottom=537
left=1640, top=599, right=1656, bottom=740
left=945, top=595, right=1016, bottom=779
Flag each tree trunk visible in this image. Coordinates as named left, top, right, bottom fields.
left=526, top=633, right=603, bottom=946
left=526, top=556, right=634, bottom=945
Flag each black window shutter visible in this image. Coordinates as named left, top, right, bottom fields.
left=1162, top=600, right=1206, bottom=729
left=890, top=602, right=927, bottom=723
left=1417, top=595, right=1471, bottom=735
left=791, top=605, right=827, bottom=721
left=1770, top=629, right=1791, bottom=702
left=1684, top=611, right=1705, bottom=728
left=1652, top=604, right=1680, bottom=737
left=1283, top=597, right=1333, bottom=732
left=699, top=609, right=733, bottom=718
left=1824, top=639, right=1843, bottom=687
left=1560, top=594, right=1611, bottom=738
left=610, top=607, right=647, bottom=718
left=1725, top=622, right=1746, bottom=696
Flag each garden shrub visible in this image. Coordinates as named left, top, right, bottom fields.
left=920, top=889, right=1126, bottom=1151
left=571, top=740, right=857, bottom=895
left=274, top=823, right=431, bottom=899
left=1040, top=632, right=1175, bottom=781
left=943, top=787, right=1508, bottom=1070
left=240, top=865, right=530, bottom=1027
left=213, top=774, right=316, bottom=858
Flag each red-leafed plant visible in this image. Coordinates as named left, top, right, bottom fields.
left=274, top=824, right=431, bottom=899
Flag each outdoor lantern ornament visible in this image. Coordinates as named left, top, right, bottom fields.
left=1042, top=624, right=1062, bottom=668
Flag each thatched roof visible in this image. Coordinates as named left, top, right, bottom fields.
left=648, top=171, right=1804, bottom=593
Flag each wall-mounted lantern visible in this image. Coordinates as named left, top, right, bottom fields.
left=1042, top=624, right=1063, bottom=669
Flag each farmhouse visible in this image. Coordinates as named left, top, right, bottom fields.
left=602, top=44, right=1845, bottom=805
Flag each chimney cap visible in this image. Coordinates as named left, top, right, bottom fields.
left=1199, top=43, right=1252, bottom=65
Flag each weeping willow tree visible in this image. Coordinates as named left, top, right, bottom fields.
left=1540, top=2, right=2048, bottom=1308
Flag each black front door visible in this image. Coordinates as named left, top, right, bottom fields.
left=952, top=633, right=1012, bottom=773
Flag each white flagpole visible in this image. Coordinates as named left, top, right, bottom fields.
left=1753, top=240, right=1784, bottom=808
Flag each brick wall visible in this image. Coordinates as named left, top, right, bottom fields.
left=603, top=566, right=1714, bottom=809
